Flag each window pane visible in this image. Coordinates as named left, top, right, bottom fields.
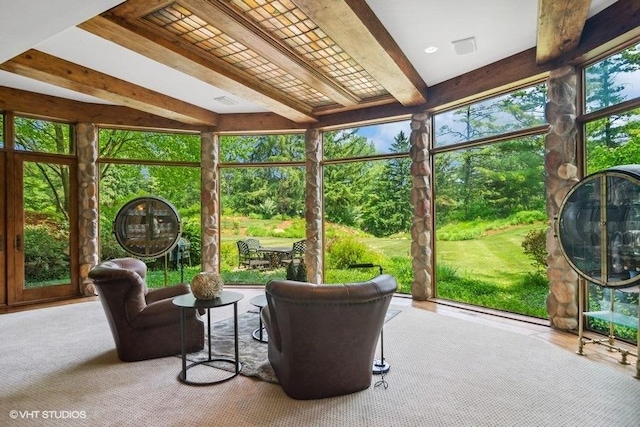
left=585, top=42, right=640, bottom=114
left=23, top=161, right=71, bottom=287
left=585, top=106, right=640, bottom=174
left=434, top=136, right=547, bottom=317
left=14, top=117, right=72, bottom=154
left=219, top=166, right=305, bottom=285
left=584, top=104, right=640, bottom=343
left=434, top=84, right=546, bottom=148
left=220, top=134, right=305, bottom=163
left=324, top=120, right=410, bottom=160
left=99, top=164, right=201, bottom=286
left=99, top=129, right=200, bottom=162
left=323, top=157, right=412, bottom=293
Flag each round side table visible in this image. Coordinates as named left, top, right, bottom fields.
left=249, top=294, right=268, bottom=343
left=173, top=290, right=244, bottom=386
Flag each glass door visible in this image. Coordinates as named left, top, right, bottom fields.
left=0, top=152, right=5, bottom=307
left=10, top=154, right=78, bottom=304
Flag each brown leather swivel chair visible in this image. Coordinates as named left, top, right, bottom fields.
left=88, top=258, right=204, bottom=362
left=261, top=274, right=397, bottom=399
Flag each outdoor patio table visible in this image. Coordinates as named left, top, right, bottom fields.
left=258, top=247, right=291, bottom=269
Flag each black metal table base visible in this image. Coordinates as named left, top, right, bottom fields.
left=178, top=296, right=242, bottom=386
left=178, top=357, right=242, bottom=386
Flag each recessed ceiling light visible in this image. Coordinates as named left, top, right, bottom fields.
left=424, top=46, right=439, bottom=54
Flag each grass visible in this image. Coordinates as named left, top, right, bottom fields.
left=147, top=216, right=550, bottom=318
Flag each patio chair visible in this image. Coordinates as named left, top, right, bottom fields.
left=282, top=239, right=305, bottom=266
left=237, top=239, right=270, bottom=269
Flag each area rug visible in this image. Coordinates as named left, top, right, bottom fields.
left=185, top=308, right=401, bottom=384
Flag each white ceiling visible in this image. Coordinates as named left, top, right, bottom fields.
left=0, top=0, right=620, bottom=116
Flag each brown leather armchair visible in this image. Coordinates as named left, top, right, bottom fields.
left=88, top=258, right=204, bottom=362
left=261, top=274, right=397, bottom=399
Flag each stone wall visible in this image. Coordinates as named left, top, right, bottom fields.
left=545, top=66, right=580, bottom=330
left=201, top=131, right=219, bottom=273
left=76, top=123, right=99, bottom=296
left=410, top=112, right=433, bottom=300
left=305, top=128, right=323, bottom=284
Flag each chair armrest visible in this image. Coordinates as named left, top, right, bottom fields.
left=130, top=298, right=196, bottom=329
left=146, top=283, right=190, bottom=304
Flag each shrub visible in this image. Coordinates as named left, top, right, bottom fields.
left=24, top=225, right=69, bottom=282
left=522, top=228, right=547, bottom=272
left=326, top=237, right=382, bottom=269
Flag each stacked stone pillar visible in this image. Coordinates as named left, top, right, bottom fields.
left=76, top=123, right=99, bottom=296
left=305, top=128, right=323, bottom=284
left=410, top=112, right=433, bottom=300
left=545, top=66, right=580, bottom=330
left=201, top=131, right=219, bottom=272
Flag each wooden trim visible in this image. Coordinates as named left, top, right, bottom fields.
left=0, top=86, right=213, bottom=132
left=536, top=0, right=590, bottom=64
left=293, top=0, right=426, bottom=106
left=80, top=16, right=318, bottom=123
left=0, top=50, right=219, bottom=126
left=181, top=0, right=360, bottom=107
left=110, top=0, right=175, bottom=19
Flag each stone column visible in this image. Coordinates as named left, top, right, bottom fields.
left=77, top=123, right=99, bottom=296
left=545, top=66, right=580, bottom=330
left=201, top=131, right=219, bottom=273
left=410, top=112, right=433, bottom=300
left=305, top=128, right=323, bottom=284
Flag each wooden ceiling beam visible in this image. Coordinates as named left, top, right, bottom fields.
left=80, top=15, right=318, bottom=123
left=0, top=50, right=219, bottom=126
left=0, top=86, right=212, bottom=132
left=293, top=0, right=426, bottom=106
left=536, top=0, right=591, bottom=64
left=109, top=0, right=175, bottom=19
left=180, top=0, right=359, bottom=107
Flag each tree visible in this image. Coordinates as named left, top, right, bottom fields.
left=322, top=130, right=377, bottom=226
left=14, top=118, right=72, bottom=221
left=360, top=131, right=412, bottom=236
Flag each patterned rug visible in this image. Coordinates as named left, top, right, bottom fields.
left=185, top=308, right=401, bottom=384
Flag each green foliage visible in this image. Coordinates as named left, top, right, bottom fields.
left=325, top=237, right=383, bottom=269
left=360, top=131, right=413, bottom=237
left=436, top=262, right=549, bottom=318
left=286, top=260, right=297, bottom=280
left=220, top=241, right=238, bottom=271
left=521, top=228, right=548, bottom=272
left=295, top=261, right=307, bottom=281
left=24, top=224, right=69, bottom=282
left=180, top=214, right=202, bottom=265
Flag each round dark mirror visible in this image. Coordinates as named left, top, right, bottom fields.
left=113, top=196, right=182, bottom=258
left=557, top=165, right=640, bottom=288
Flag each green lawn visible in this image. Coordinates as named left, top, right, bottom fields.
left=147, top=219, right=549, bottom=318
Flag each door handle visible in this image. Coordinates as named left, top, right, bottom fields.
left=16, top=235, right=22, bottom=250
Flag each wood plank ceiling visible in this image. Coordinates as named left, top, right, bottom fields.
left=0, top=0, right=597, bottom=127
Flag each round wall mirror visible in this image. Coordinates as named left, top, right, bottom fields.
left=113, top=196, right=182, bottom=258
left=557, top=164, right=640, bottom=289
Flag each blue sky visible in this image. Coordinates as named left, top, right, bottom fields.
left=354, top=120, right=411, bottom=153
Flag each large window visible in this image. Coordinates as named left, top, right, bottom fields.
left=98, top=129, right=201, bottom=287
left=433, top=84, right=548, bottom=317
left=323, top=121, right=412, bottom=292
left=219, top=134, right=305, bottom=285
left=583, top=42, right=640, bottom=343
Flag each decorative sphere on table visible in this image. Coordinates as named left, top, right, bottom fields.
left=190, top=272, right=224, bottom=300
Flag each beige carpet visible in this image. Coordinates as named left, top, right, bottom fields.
left=1, top=296, right=639, bottom=427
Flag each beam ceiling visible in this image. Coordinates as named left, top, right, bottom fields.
left=536, top=0, right=591, bottom=64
